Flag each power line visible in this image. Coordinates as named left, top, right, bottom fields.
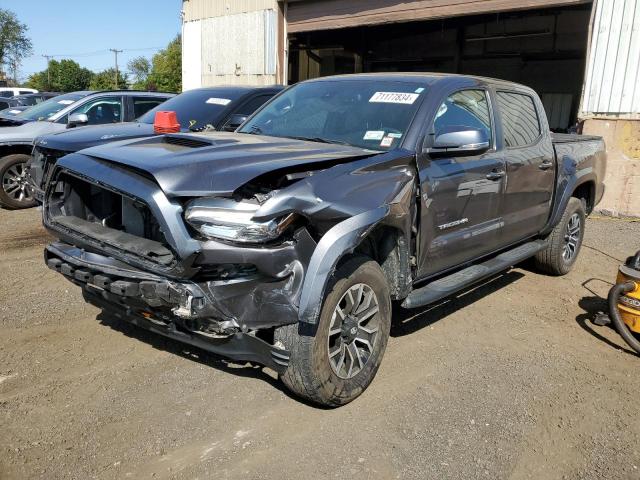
left=30, top=46, right=164, bottom=60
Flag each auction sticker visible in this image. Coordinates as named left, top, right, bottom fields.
left=206, top=97, right=232, bottom=106
left=58, top=99, right=74, bottom=105
left=380, top=136, right=395, bottom=148
left=369, top=92, right=419, bottom=104
left=363, top=130, right=385, bottom=140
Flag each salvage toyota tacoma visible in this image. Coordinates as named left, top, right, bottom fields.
left=42, top=74, right=606, bottom=406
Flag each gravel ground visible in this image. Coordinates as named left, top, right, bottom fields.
left=1, top=208, right=640, bottom=480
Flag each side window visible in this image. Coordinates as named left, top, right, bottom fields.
left=236, top=95, right=272, bottom=115
left=133, top=97, right=166, bottom=119
left=434, top=89, right=492, bottom=142
left=72, top=97, right=123, bottom=125
left=496, top=91, right=541, bottom=147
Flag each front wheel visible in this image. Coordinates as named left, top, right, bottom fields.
left=534, top=197, right=586, bottom=275
left=275, top=256, right=391, bottom=407
left=0, top=154, right=37, bottom=210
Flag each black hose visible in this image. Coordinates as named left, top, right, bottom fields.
left=608, top=281, right=640, bottom=354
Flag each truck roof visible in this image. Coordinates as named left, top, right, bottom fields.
left=309, top=72, right=536, bottom=94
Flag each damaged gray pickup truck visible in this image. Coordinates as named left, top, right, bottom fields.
left=42, top=74, right=606, bottom=406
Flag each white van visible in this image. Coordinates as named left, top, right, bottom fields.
left=0, top=87, right=38, bottom=98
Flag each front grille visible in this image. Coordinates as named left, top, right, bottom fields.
left=46, top=170, right=175, bottom=266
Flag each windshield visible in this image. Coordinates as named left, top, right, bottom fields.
left=139, top=89, right=242, bottom=130
left=238, top=80, right=426, bottom=150
left=17, top=93, right=85, bottom=121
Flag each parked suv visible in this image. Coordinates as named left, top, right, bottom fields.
left=28, top=86, right=283, bottom=202
left=0, top=90, right=173, bottom=209
left=42, top=74, right=606, bottom=406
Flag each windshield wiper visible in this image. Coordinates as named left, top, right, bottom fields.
left=285, top=135, right=351, bottom=146
left=245, top=125, right=263, bottom=135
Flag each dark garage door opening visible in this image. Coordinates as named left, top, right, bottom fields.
left=288, top=3, right=592, bottom=131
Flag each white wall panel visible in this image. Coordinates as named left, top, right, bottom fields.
left=182, top=20, right=202, bottom=91
left=582, top=0, right=640, bottom=115
left=200, top=10, right=276, bottom=80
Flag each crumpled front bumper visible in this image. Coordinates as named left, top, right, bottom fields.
left=44, top=242, right=295, bottom=372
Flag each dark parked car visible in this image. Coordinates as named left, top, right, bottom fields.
left=28, top=86, right=283, bottom=203
left=0, top=90, right=173, bottom=209
left=42, top=74, right=606, bottom=406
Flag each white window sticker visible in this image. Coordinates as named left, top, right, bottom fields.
left=206, top=97, right=232, bottom=106
left=380, top=136, right=395, bottom=148
left=369, top=92, right=419, bottom=105
left=9, top=109, right=21, bottom=114
left=58, top=99, right=74, bottom=105
left=415, top=87, right=425, bottom=93
left=363, top=130, right=385, bottom=141
left=388, top=132, right=403, bottom=138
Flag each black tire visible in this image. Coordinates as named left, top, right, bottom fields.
left=275, top=256, right=391, bottom=407
left=534, top=197, right=586, bottom=275
left=0, top=154, right=37, bottom=210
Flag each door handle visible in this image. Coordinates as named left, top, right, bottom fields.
left=486, top=170, right=505, bottom=180
left=539, top=161, right=553, bottom=171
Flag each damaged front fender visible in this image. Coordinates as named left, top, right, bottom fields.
left=297, top=206, right=389, bottom=324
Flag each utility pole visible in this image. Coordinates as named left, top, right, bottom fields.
left=109, top=49, right=123, bottom=89
left=42, top=55, right=53, bottom=89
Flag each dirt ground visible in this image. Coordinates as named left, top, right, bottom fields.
left=1, top=207, right=640, bottom=480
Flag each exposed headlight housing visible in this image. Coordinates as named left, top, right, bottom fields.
left=184, top=197, right=295, bottom=243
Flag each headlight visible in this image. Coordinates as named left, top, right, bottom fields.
left=184, top=197, right=295, bottom=243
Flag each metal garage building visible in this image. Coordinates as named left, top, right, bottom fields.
left=181, top=0, right=640, bottom=216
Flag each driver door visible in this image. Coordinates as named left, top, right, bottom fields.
left=416, top=88, right=506, bottom=278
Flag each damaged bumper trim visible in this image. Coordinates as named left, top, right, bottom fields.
left=85, top=290, right=290, bottom=373
left=45, top=242, right=292, bottom=372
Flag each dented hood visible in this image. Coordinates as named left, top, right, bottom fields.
left=71, top=131, right=375, bottom=197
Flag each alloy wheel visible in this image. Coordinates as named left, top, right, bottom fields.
left=2, top=162, right=33, bottom=204
left=327, top=283, right=380, bottom=379
left=563, top=213, right=581, bottom=262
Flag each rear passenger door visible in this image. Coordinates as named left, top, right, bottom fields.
left=417, top=88, right=506, bottom=278
left=496, top=91, right=555, bottom=246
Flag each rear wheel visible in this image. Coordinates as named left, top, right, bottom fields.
left=275, top=256, right=391, bottom=407
left=534, top=197, right=585, bottom=275
left=0, top=154, right=37, bottom=210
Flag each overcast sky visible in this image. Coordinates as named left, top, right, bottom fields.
left=5, top=0, right=182, bottom=81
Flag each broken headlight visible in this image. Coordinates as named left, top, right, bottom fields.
left=184, top=197, right=295, bottom=243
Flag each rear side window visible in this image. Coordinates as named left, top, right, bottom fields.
left=496, top=92, right=541, bottom=147
left=133, top=97, right=167, bottom=119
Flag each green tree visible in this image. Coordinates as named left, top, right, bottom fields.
left=27, top=59, right=95, bottom=92
left=127, top=56, right=151, bottom=89
left=89, top=68, right=128, bottom=90
left=0, top=9, right=32, bottom=84
left=148, top=35, right=181, bottom=92
left=26, top=59, right=94, bottom=92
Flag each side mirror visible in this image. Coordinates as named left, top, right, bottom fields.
left=67, top=113, right=88, bottom=128
left=222, top=113, right=248, bottom=132
left=430, top=125, right=490, bottom=155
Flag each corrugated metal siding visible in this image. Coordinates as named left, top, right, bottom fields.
left=182, top=0, right=278, bottom=22
left=201, top=10, right=276, bottom=75
left=582, top=0, right=640, bottom=115
left=286, top=0, right=589, bottom=33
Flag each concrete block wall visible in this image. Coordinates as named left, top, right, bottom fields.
left=583, top=118, right=640, bottom=218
